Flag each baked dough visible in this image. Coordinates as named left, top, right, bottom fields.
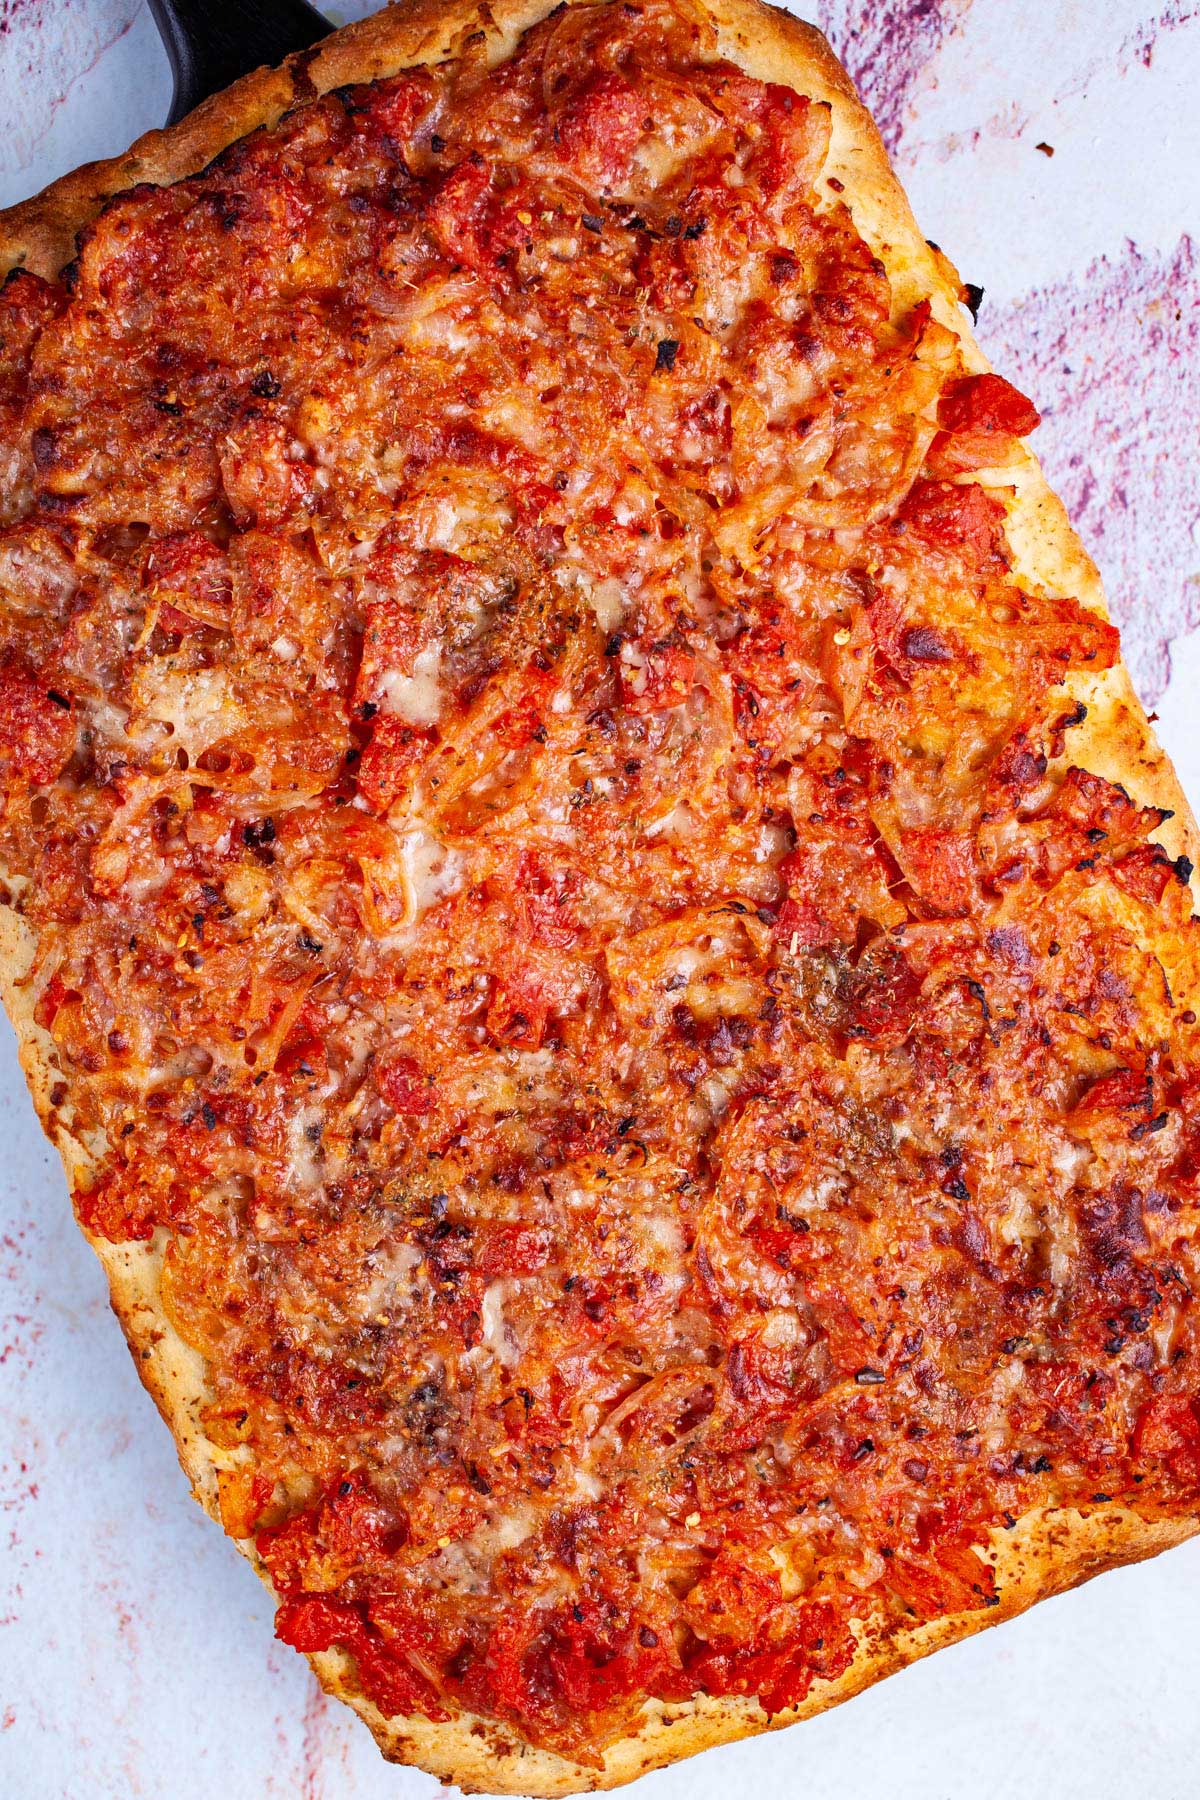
left=1, top=2, right=1197, bottom=1791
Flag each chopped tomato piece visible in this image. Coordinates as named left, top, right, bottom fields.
left=553, top=72, right=645, bottom=191
left=938, top=373, right=1041, bottom=437
left=275, top=1593, right=366, bottom=1655
left=898, top=479, right=1009, bottom=564
left=357, top=716, right=433, bottom=813
left=347, top=72, right=434, bottom=148
left=927, top=373, right=1040, bottom=476
left=377, top=1051, right=433, bottom=1116
left=0, top=649, right=74, bottom=783
left=898, top=826, right=977, bottom=916
left=1134, top=1396, right=1200, bottom=1487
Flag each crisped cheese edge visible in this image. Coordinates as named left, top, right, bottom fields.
left=1, top=0, right=1198, bottom=1792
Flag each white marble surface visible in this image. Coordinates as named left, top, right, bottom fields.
left=1, top=4, right=1199, bottom=1797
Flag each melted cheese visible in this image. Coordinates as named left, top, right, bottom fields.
left=380, top=644, right=443, bottom=724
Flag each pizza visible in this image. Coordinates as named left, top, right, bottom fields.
left=1, top=0, right=1198, bottom=1789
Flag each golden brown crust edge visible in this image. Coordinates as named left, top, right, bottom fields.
left=1, top=1, right=1197, bottom=1792
left=0, top=0, right=502, bottom=278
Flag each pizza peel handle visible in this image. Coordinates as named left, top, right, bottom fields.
left=147, top=0, right=332, bottom=126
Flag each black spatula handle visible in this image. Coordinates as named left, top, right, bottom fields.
left=147, top=0, right=333, bottom=125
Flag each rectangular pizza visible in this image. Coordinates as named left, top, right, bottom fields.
left=0, top=0, right=1197, bottom=1790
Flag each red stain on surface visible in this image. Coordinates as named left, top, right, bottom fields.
left=263, top=1643, right=325, bottom=1796
left=0, top=0, right=37, bottom=35
left=1121, top=3, right=1200, bottom=72
left=985, top=235, right=1200, bottom=700
left=0, top=1224, right=42, bottom=1634
left=0, top=1454, right=38, bottom=1626
left=0, top=1226, right=45, bottom=1371
left=816, top=0, right=970, bottom=151
left=301, top=1680, right=331, bottom=1800
left=0, top=0, right=142, bottom=178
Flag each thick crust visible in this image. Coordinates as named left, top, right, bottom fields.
left=1, top=2, right=1197, bottom=1793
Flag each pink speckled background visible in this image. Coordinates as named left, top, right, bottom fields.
left=1, top=5, right=1198, bottom=1798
